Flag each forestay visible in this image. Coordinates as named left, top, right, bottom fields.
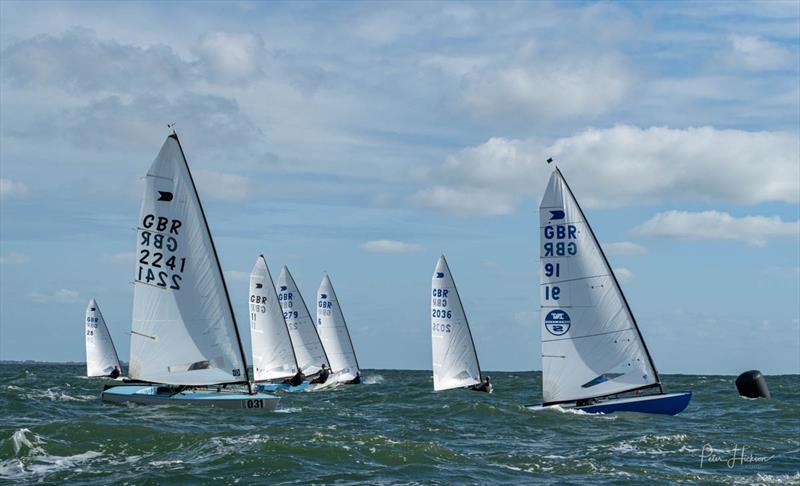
left=431, top=256, right=481, bottom=391
left=85, top=298, right=122, bottom=377
left=276, top=266, right=330, bottom=375
left=250, top=256, right=299, bottom=381
left=539, top=168, right=659, bottom=404
left=316, top=275, right=359, bottom=381
left=128, top=135, right=249, bottom=386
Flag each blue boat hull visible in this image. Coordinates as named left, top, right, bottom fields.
left=578, top=392, right=692, bottom=415
left=256, top=382, right=310, bottom=393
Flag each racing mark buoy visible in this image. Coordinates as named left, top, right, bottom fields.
left=735, top=370, right=770, bottom=399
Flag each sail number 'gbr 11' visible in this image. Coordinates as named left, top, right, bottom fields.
left=136, top=215, right=186, bottom=290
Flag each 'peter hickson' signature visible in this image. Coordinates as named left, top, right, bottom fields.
left=700, top=444, right=775, bottom=468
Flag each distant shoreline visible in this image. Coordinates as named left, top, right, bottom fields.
left=1, top=361, right=797, bottom=376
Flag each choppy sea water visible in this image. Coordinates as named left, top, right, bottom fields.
left=0, top=364, right=797, bottom=485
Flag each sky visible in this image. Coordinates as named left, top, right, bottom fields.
left=0, top=1, right=798, bottom=375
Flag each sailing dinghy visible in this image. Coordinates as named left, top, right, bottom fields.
left=316, top=275, right=362, bottom=384
left=250, top=255, right=308, bottom=393
left=431, top=256, right=490, bottom=392
left=529, top=168, right=690, bottom=415
left=275, top=267, right=332, bottom=390
left=85, top=298, right=123, bottom=379
left=101, top=133, right=279, bottom=410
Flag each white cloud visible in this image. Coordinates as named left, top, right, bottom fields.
left=360, top=240, right=423, bottom=253
left=0, top=253, right=30, bottom=265
left=727, top=34, right=793, bottom=71
left=0, top=178, right=30, bottom=200
left=194, top=170, right=254, bottom=202
left=461, top=54, right=631, bottom=120
left=29, top=288, right=81, bottom=303
left=604, top=242, right=648, bottom=256
left=195, top=32, right=265, bottom=84
left=224, top=270, right=250, bottom=282
left=415, top=125, right=799, bottom=215
left=411, top=185, right=517, bottom=217
left=99, top=252, right=135, bottom=264
left=633, top=210, right=800, bottom=247
left=614, top=267, right=634, bottom=282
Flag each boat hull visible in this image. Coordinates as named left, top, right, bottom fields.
left=101, top=385, right=280, bottom=410
left=529, top=392, right=692, bottom=416
left=256, top=382, right=310, bottom=393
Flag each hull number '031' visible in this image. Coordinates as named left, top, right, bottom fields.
left=245, top=399, right=265, bottom=409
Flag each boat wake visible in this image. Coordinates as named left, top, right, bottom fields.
left=364, top=374, right=384, bottom=385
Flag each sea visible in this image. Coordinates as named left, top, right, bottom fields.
left=0, top=364, right=797, bottom=485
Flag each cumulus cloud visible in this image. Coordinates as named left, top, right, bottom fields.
left=461, top=54, right=631, bottom=120
left=0, top=253, right=30, bottom=265
left=604, top=242, right=648, bottom=256
left=360, top=240, right=423, bottom=253
left=415, top=125, right=799, bottom=215
left=99, top=252, right=135, bottom=264
left=632, top=210, right=800, bottom=247
left=0, top=28, right=191, bottom=93
left=29, top=289, right=81, bottom=303
left=613, top=267, right=634, bottom=282
left=195, top=32, right=265, bottom=84
left=727, top=34, right=794, bottom=71
left=0, top=179, right=29, bottom=200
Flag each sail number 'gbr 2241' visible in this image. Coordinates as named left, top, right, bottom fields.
left=137, top=215, right=186, bottom=290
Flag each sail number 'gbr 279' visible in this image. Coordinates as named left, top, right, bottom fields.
left=137, top=214, right=186, bottom=290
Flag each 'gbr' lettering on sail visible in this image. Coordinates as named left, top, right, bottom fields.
left=137, top=212, right=186, bottom=290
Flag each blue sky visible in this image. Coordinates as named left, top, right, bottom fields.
left=1, top=1, right=798, bottom=374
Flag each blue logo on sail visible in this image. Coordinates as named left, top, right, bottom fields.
left=545, top=310, right=570, bottom=336
left=280, top=286, right=287, bottom=291
left=320, top=293, right=327, bottom=299
left=435, top=272, right=445, bottom=278
left=549, top=210, right=565, bottom=221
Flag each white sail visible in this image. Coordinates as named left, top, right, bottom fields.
left=85, top=298, right=122, bottom=377
left=316, top=275, right=359, bottom=381
left=539, top=168, right=659, bottom=404
left=431, top=256, right=481, bottom=391
left=128, top=134, right=249, bottom=386
left=250, top=255, right=299, bottom=381
left=276, top=266, right=329, bottom=374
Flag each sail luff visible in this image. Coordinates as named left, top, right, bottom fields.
left=170, top=133, right=251, bottom=391
left=554, top=168, right=662, bottom=389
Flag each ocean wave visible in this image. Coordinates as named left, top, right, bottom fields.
left=1, top=430, right=102, bottom=481
left=24, top=388, right=95, bottom=402
left=364, top=374, right=384, bottom=385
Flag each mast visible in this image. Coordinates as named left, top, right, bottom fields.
left=170, top=132, right=252, bottom=393
left=442, top=255, right=482, bottom=376
left=554, top=167, right=662, bottom=392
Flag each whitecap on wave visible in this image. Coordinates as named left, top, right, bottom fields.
left=0, top=429, right=103, bottom=481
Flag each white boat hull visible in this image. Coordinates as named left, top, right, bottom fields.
left=102, top=385, right=280, bottom=411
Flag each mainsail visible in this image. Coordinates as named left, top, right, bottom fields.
left=85, top=298, right=122, bottom=377
left=128, top=134, right=249, bottom=386
left=250, top=255, right=299, bottom=381
left=431, top=255, right=481, bottom=391
left=276, top=266, right=330, bottom=374
left=539, top=168, right=660, bottom=404
left=316, top=275, right=360, bottom=381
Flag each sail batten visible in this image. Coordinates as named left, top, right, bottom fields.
left=431, top=256, right=481, bottom=391
left=539, top=168, right=659, bottom=404
left=128, top=135, right=249, bottom=386
left=250, top=256, right=299, bottom=382
left=316, top=275, right=360, bottom=381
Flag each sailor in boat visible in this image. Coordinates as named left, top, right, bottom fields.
left=309, top=363, right=330, bottom=384
left=469, top=376, right=493, bottom=393
left=344, top=371, right=362, bottom=385
left=283, top=370, right=305, bottom=387
left=109, top=366, right=121, bottom=379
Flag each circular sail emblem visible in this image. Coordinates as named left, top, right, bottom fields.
left=544, top=310, right=571, bottom=336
